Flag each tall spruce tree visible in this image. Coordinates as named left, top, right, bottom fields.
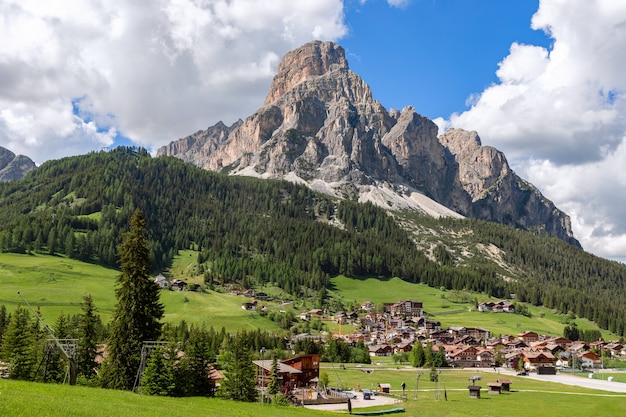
left=0, top=306, right=35, bottom=380
left=100, top=209, right=164, bottom=390
left=219, top=334, right=257, bottom=402
left=76, top=295, right=100, bottom=379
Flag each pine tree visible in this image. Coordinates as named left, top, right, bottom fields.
left=219, top=334, right=257, bottom=402
left=76, top=295, right=100, bottom=379
left=0, top=306, right=35, bottom=380
left=141, top=346, right=176, bottom=396
left=410, top=341, right=425, bottom=367
left=267, top=355, right=281, bottom=396
left=100, top=209, right=164, bottom=390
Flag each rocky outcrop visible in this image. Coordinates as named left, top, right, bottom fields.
left=158, top=41, right=579, bottom=247
left=0, top=147, right=36, bottom=182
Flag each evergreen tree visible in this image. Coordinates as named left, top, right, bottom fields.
left=423, top=342, right=434, bottom=368
left=410, top=341, right=425, bottom=367
left=141, top=346, right=176, bottom=396
left=219, top=334, right=257, bottom=402
left=267, top=355, right=281, bottom=397
left=76, top=295, right=100, bottom=379
left=100, top=209, right=164, bottom=390
left=0, top=306, right=35, bottom=380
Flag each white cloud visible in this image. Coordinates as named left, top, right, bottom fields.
left=442, top=0, right=626, bottom=262
left=0, top=0, right=346, bottom=164
left=387, top=0, right=411, bottom=9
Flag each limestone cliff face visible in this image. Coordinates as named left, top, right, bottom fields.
left=157, top=41, right=579, bottom=246
left=0, top=147, right=36, bottom=182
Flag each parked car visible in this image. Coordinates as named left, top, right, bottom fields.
left=363, top=389, right=372, bottom=400
left=344, top=391, right=357, bottom=399
left=517, top=371, right=528, bottom=376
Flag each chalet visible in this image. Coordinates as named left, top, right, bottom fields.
left=606, top=343, right=625, bottom=358
left=171, top=279, right=187, bottom=291
left=299, top=312, right=311, bottom=321
left=467, top=327, right=490, bottom=340
left=430, top=330, right=454, bottom=344
left=281, top=354, right=321, bottom=385
left=521, top=350, right=555, bottom=370
left=389, top=300, right=423, bottom=318
left=361, top=301, right=376, bottom=312
left=241, top=300, right=257, bottom=311
left=394, top=341, right=413, bottom=353
left=253, top=359, right=302, bottom=388
left=518, top=331, right=540, bottom=344
left=448, top=345, right=494, bottom=368
left=154, top=274, right=169, bottom=289
left=369, top=344, right=393, bottom=357
left=478, top=301, right=495, bottom=312
left=579, top=351, right=602, bottom=369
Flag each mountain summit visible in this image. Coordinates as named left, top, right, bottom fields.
left=0, top=146, right=36, bottom=182
left=158, top=41, right=578, bottom=246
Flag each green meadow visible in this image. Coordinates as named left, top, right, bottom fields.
left=0, top=252, right=616, bottom=339
left=319, top=364, right=626, bottom=417
left=0, top=253, right=282, bottom=331
left=330, top=276, right=615, bottom=339
left=1, top=368, right=625, bottom=417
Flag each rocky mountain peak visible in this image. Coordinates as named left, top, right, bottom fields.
left=264, top=40, right=349, bottom=106
left=158, top=41, right=580, bottom=247
left=0, top=146, right=36, bottom=182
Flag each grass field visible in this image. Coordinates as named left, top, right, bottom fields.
left=319, top=364, right=626, bottom=417
left=1, top=368, right=625, bottom=417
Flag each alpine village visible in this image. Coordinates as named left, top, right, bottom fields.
left=1, top=42, right=625, bottom=417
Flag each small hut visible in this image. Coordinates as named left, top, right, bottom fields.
left=498, top=379, right=512, bottom=392
left=487, top=382, right=502, bottom=394
left=378, top=383, right=391, bottom=394
left=468, top=385, right=481, bottom=398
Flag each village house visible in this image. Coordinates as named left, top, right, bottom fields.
left=154, top=274, right=169, bottom=289
left=518, top=331, right=540, bottom=344
left=578, top=351, right=603, bottom=369
left=521, top=350, right=555, bottom=370
left=361, top=301, right=376, bottom=312
left=369, top=344, right=394, bottom=357
left=388, top=300, right=423, bottom=318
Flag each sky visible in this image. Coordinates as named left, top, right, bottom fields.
left=1, top=0, right=626, bottom=264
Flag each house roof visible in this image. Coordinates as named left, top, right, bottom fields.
left=253, top=360, right=302, bottom=374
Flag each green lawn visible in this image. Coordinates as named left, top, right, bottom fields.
left=320, top=365, right=626, bottom=417
left=0, top=379, right=334, bottom=417
left=1, top=369, right=625, bottom=417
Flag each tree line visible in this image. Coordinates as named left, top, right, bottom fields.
left=1, top=147, right=625, bottom=336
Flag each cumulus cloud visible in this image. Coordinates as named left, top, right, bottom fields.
left=443, top=0, right=626, bottom=262
left=0, top=0, right=346, bottom=164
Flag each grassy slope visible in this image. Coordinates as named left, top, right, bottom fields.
left=0, top=252, right=615, bottom=339
left=0, top=253, right=281, bottom=331
left=330, top=276, right=614, bottom=339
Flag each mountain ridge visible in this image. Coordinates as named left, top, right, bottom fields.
left=158, top=40, right=579, bottom=247
left=0, top=146, right=36, bottom=182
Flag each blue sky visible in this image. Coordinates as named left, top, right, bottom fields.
left=342, top=0, right=552, bottom=119
left=1, top=0, right=626, bottom=263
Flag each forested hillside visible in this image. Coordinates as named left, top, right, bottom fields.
left=0, top=147, right=624, bottom=335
